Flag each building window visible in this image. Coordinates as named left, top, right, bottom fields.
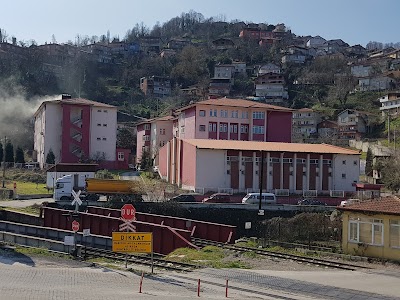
left=353, top=160, right=357, bottom=166
left=252, top=111, right=265, bottom=119
left=390, top=220, right=400, bottom=248
left=199, top=110, right=206, bottom=117
left=102, top=137, right=107, bottom=140
left=240, top=125, right=248, bottom=133
left=97, top=109, right=102, bottom=112
left=342, top=173, right=346, bottom=179
left=160, top=128, right=166, bottom=135
left=118, top=152, right=124, bottom=161
left=97, top=123, right=101, bottom=126
left=282, top=158, right=292, bottom=163
left=103, top=110, right=108, bottom=113
left=219, top=123, right=228, bottom=132
left=97, top=137, right=101, bottom=140
left=296, top=159, right=305, bottom=164
left=323, top=159, right=332, bottom=166
left=252, top=126, right=264, bottom=134
left=230, top=124, right=238, bottom=133
left=209, top=123, right=217, bottom=132
left=342, top=160, right=346, bottom=165
left=220, top=110, right=228, bottom=118
left=231, top=110, right=239, bottom=118
left=159, top=141, right=166, bottom=147
left=310, top=159, right=319, bottom=165
left=199, top=125, right=206, bottom=131
left=180, top=126, right=185, bottom=133
left=103, top=124, right=107, bottom=127
left=241, top=111, right=249, bottom=119
left=209, top=109, right=217, bottom=117
left=349, top=217, right=383, bottom=246
left=144, top=124, right=150, bottom=130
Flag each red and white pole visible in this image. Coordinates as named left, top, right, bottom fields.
left=139, top=272, right=144, bottom=293
left=225, top=279, right=228, bottom=298
left=197, top=279, right=200, bottom=297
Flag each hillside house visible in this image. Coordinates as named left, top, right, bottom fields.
left=337, top=109, right=370, bottom=142
left=254, top=73, right=288, bottom=105
left=140, top=76, right=171, bottom=97
left=379, top=91, right=400, bottom=116
left=292, top=108, right=321, bottom=143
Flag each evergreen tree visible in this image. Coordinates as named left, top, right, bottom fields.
left=46, top=149, right=55, bottom=164
left=0, top=142, right=3, bottom=163
left=365, top=148, right=373, bottom=177
left=139, top=149, right=152, bottom=170
left=15, top=146, right=25, bottom=163
left=5, top=142, right=14, bottom=163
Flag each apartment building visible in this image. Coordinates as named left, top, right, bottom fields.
left=33, top=95, right=128, bottom=169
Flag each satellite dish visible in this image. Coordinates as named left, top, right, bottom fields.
left=330, top=209, right=339, bottom=222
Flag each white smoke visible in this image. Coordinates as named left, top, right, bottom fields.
left=0, top=84, right=60, bottom=150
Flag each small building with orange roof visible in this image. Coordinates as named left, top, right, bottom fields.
left=338, top=196, right=400, bottom=261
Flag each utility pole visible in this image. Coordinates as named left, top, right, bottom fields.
left=2, top=136, right=6, bottom=188
left=388, top=114, right=390, bottom=145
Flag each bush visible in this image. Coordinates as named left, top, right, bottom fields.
left=11, top=172, right=46, bottom=184
left=95, top=169, right=114, bottom=179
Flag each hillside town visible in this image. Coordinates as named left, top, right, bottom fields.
left=1, top=8, right=400, bottom=299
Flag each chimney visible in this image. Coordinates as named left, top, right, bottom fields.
left=61, top=94, right=72, bottom=100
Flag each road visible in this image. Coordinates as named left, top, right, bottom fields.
left=1, top=252, right=399, bottom=300
left=0, top=197, right=55, bottom=208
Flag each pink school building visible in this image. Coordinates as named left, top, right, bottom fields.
left=158, top=138, right=360, bottom=194
left=136, top=97, right=293, bottom=164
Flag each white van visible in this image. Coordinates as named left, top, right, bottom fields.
left=242, top=193, right=277, bottom=205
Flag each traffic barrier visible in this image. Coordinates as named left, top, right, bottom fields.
left=42, top=207, right=198, bottom=255
left=87, top=206, right=236, bottom=244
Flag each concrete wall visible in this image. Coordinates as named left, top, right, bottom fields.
left=332, top=154, right=359, bottom=191
left=195, top=149, right=227, bottom=190
left=89, top=106, right=117, bottom=161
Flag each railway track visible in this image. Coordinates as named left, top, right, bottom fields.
left=82, top=246, right=199, bottom=272
left=192, top=238, right=372, bottom=271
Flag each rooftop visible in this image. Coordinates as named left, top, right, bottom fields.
left=338, top=196, right=400, bottom=216
left=178, top=97, right=293, bottom=112
left=35, top=97, right=116, bottom=116
left=182, top=139, right=360, bottom=155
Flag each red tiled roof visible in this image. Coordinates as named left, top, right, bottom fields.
left=183, top=139, right=360, bottom=155
left=338, top=196, right=400, bottom=215
left=135, top=115, right=176, bottom=126
left=177, top=97, right=294, bottom=112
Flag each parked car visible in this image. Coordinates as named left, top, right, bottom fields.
left=297, top=199, right=327, bottom=206
left=203, top=193, right=231, bottom=203
left=169, top=193, right=201, bottom=202
left=242, top=193, right=277, bottom=205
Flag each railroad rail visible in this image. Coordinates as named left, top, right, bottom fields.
left=82, top=246, right=199, bottom=272
left=192, top=238, right=372, bottom=271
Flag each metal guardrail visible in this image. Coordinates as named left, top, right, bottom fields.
left=0, top=221, right=112, bottom=250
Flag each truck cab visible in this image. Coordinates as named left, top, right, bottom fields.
left=54, top=175, right=74, bottom=201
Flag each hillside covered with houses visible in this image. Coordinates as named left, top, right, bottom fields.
left=1, top=11, right=400, bottom=178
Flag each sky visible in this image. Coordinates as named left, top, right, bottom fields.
left=1, top=0, right=398, bottom=47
